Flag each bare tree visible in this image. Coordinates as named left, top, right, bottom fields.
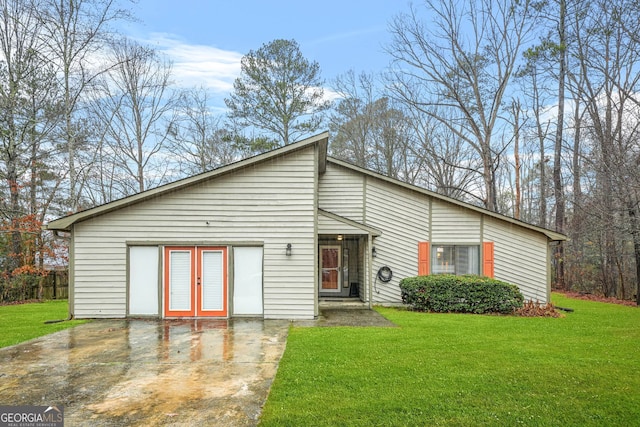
left=1, top=0, right=46, bottom=272
left=91, top=39, right=177, bottom=195
left=570, top=0, right=640, bottom=298
left=330, top=70, right=420, bottom=181
left=387, top=0, right=537, bottom=212
left=168, top=87, right=239, bottom=175
left=329, top=71, right=377, bottom=169
left=0, top=0, right=65, bottom=295
left=38, top=0, right=131, bottom=210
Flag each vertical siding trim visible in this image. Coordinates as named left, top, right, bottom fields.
left=69, top=228, right=75, bottom=317
left=125, top=246, right=130, bottom=316
left=546, top=243, right=552, bottom=303
left=363, top=175, right=370, bottom=305
left=368, top=233, right=373, bottom=308
left=362, top=175, right=367, bottom=224
left=228, top=246, right=235, bottom=316
left=483, top=242, right=495, bottom=278
left=314, top=144, right=320, bottom=317
left=418, top=242, right=430, bottom=275
left=157, top=246, right=163, bottom=315
left=428, top=197, right=433, bottom=241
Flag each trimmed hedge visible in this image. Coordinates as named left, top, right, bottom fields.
left=399, top=274, right=524, bottom=314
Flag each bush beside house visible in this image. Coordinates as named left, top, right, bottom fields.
left=399, top=275, right=524, bottom=314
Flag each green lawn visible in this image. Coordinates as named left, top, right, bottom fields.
left=260, top=294, right=640, bottom=426
left=0, top=300, right=87, bottom=348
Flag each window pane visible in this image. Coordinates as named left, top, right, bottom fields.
left=431, top=245, right=480, bottom=275
left=322, top=248, right=339, bottom=268
left=432, top=245, right=455, bottom=274
left=456, top=246, right=479, bottom=275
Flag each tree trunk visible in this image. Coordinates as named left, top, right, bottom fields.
left=629, top=203, right=640, bottom=306
left=553, top=0, right=567, bottom=289
left=8, top=161, right=22, bottom=274
left=513, top=101, right=521, bottom=219
left=483, top=144, right=497, bottom=212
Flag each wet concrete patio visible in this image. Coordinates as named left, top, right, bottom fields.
left=0, top=318, right=289, bottom=426
left=0, top=308, right=394, bottom=426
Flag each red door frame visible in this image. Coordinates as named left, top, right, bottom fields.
left=197, top=247, right=228, bottom=317
left=164, top=246, right=228, bottom=317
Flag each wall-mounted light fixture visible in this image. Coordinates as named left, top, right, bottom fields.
left=372, top=247, right=377, bottom=258
left=337, top=235, right=343, bottom=241
left=286, top=243, right=292, bottom=256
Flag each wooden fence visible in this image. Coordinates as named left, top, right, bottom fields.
left=0, top=269, right=69, bottom=302
left=40, top=269, right=69, bottom=299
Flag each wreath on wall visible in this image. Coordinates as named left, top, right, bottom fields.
left=377, top=266, right=393, bottom=283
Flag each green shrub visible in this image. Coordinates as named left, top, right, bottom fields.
left=399, top=274, right=524, bottom=314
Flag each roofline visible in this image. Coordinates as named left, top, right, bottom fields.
left=46, top=132, right=329, bottom=231
left=318, top=208, right=382, bottom=237
left=327, top=157, right=567, bottom=242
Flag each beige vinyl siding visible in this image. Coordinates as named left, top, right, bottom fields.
left=317, top=159, right=552, bottom=305
left=365, top=178, right=429, bottom=303
left=431, top=199, right=482, bottom=242
left=318, top=163, right=364, bottom=222
left=71, top=147, right=317, bottom=319
left=483, top=216, right=549, bottom=302
left=358, top=241, right=367, bottom=300
left=317, top=214, right=366, bottom=235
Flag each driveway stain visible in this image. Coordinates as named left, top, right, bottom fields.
left=0, top=318, right=289, bottom=426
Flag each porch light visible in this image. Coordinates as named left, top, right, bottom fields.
left=286, top=243, right=292, bottom=256
left=372, top=247, right=377, bottom=258
left=337, top=235, right=343, bottom=241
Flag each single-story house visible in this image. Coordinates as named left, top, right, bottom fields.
left=46, top=132, right=566, bottom=320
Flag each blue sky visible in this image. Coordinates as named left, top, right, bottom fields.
left=123, top=0, right=410, bottom=111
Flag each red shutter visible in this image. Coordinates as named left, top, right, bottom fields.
left=418, top=242, right=430, bottom=275
left=483, top=242, right=495, bottom=278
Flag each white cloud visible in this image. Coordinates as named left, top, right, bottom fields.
left=322, top=87, right=343, bottom=103
left=144, top=33, right=242, bottom=93
left=306, top=26, right=386, bottom=47
left=139, top=33, right=341, bottom=110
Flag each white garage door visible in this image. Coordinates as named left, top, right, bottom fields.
left=233, top=247, right=263, bottom=315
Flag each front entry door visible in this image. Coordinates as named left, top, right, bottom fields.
left=320, top=245, right=341, bottom=292
left=164, top=246, right=228, bottom=317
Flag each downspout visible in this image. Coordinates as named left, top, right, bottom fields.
left=547, top=241, right=553, bottom=303
left=368, top=234, right=373, bottom=309
left=51, top=229, right=74, bottom=320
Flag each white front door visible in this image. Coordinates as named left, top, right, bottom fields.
left=320, top=245, right=341, bottom=292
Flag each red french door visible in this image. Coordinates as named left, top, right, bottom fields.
left=164, top=246, right=228, bottom=317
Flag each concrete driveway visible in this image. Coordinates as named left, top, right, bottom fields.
left=0, top=318, right=289, bottom=426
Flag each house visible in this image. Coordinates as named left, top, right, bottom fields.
left=46, top=132, right=566, bottom=320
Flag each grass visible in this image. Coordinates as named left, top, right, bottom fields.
left=260, top=294, right=640, bottom=426
left=0, top=300, right=87, bottom=348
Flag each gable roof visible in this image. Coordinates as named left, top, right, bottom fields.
left=46, top=132, right=328, bottom=231
left=327, top=157, right=567, bottom=242
left=46, top=130, right=566, bottom=242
